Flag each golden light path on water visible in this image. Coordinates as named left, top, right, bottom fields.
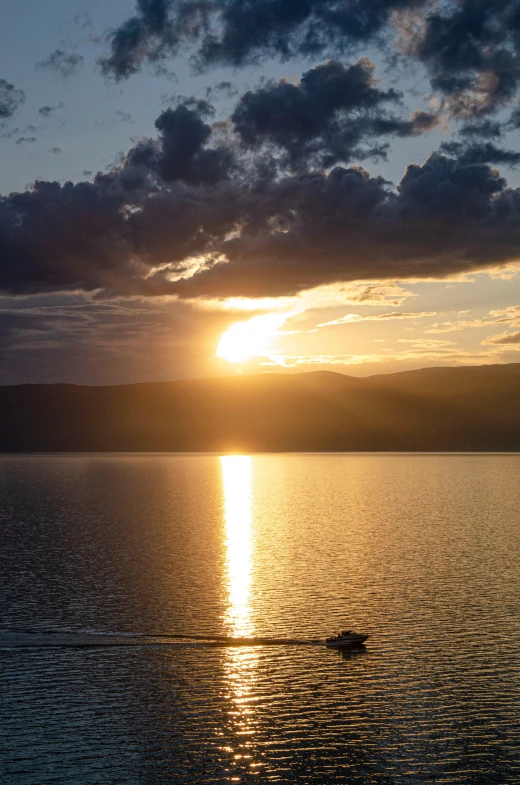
left=221, top=455, right=254, bottom=637
left=219, top=456, right=262, bottom=777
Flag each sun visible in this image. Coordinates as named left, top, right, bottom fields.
left=217, top=313, right=288, bottom=363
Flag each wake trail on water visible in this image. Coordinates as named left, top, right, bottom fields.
left=0, top=629, right=328, bottom=649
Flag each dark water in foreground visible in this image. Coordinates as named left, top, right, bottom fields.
left=1, top=454, right=519, bottom=784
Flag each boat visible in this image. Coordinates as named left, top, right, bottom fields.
left=325, top=630, right=368, bottom=648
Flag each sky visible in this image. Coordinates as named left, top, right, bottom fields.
left=1, top=0, right=520, bottom=385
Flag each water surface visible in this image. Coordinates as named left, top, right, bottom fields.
left=1, top=454, right=519, bottom=783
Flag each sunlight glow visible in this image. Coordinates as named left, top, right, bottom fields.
left=220, top=455, right=253, bottom=636
left=220, top=457, right=260, bottom=762
left=216, top=312, right=289, bottom=363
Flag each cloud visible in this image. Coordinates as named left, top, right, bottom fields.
left=261, top=353, right=384, bottom=368
left=174, top=152, right=520, bottom=298
left=440, top=140, right=520, bottom=167
left=120, top=101, right=235, bottom=187
left=195, top=0, right=422, bottom=67
left=0, top=125, right=18, bottom=139
left=507, top=106, right=520, bottom=128
left=0, top=78, right=25, bottom=118
left=426, top=318, right=495, bottom=334
left=98, top=0, right=520, bottom=134
left=0, top=102, right=237, bottom=298
left=232, top=58, right=439, bottom=169
left=0, top=292, right=246, bottom=385
left=37, top=49, right=84, bottom=78
left=0, top=123, right=37, bottom=140
left=49, top=147, right=62, bottom=155
left=259, top=341, right=510, bottom=370
left=488, top=305, right=520, bottom=324
left=74, top=11, right=94, bottom=30
left=403, top=1, right=520, bottom=119
left=397, top=338, right=454, bottom=347
left=205, top=81, right=239, bottom=101
left=387, top=344, right=508, bottom=363
left=318, top=311, right=437, bottom=328
left=99, top=0, right=180, bottom=80
left=100, top=0, right=427, bottom=79
left=426, top=305, right=520, bottom=333
left=39, top=103, right=64, bottom=117
left=115, top=110, right=133, bottom=123
left=3, top=94, right=520, bottom=301
left=331, top=282, right=416, bottom=307
left=483, top=329, right=520, bottom=345
left=200, top=280, right=418, bottom=318
left=459, top=119, right=504, bottom=139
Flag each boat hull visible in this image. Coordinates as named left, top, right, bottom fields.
left=325, top=634, right=368, bottom=648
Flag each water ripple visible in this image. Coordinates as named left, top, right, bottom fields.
left=1, top=454, right=519, bottom=783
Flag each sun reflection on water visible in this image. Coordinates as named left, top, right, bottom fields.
left=220, top=455, right=254, bottom=637
left=220, top=455, right=262, bottom=777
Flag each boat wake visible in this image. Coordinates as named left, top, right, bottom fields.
left=0, top=629, right=329, bottom=649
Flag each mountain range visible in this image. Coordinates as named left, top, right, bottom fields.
left=1, top=364, right=519, bottom=452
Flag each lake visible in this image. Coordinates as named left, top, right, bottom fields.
left=1, top=454, right=519, bottom=784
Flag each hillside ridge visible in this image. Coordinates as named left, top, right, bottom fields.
left=1, top=364, right=519, bottom=452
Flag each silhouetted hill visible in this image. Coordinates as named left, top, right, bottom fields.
left=1, top=364, right=519, bottom=452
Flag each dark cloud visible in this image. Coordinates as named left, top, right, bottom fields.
left=0, top=78, right=25, bottom=118
left=2, top=94, right=520, bottom=301
left=37, top=49, right=84, bottom=78
left=195, top=0, right=424, bottom=67
left=39, top=103, right=64, bottom=117
left=0, top=300, right=166, bottom=348
left=0, top=294, right=236, bottom=385
left=459, top=119, right=504, bottom=139
left=231, top=59, right=439, bottom=169
left=0, top=178, right=134, bottom=296
left=507, top=106, right=520, bottom=128
left=0, top=102, right=237, bottom=297
left=15, top=136, right=37, bottom=145
left=120, top=101, right=235, bottom=187
left=205, top=81, right=239, bottom=101
left=406, top=1, right=520, bottom=119
left=99, top=0, right=189, bottom=80
left=172, top=153, right=520, bottom=297
left=0, top=307, right=79, bottom=346
left=440, top=140, right=520, bottom=167
left=100, top=0, right=429, bottom=80
left=99, top=1, right=520, bottom=129
left=50, top=147, right=62, bottom=155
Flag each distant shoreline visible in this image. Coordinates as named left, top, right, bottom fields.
left=1, top=364, right=519, bottom=452
left=1, top=451, right=520, bottom=456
